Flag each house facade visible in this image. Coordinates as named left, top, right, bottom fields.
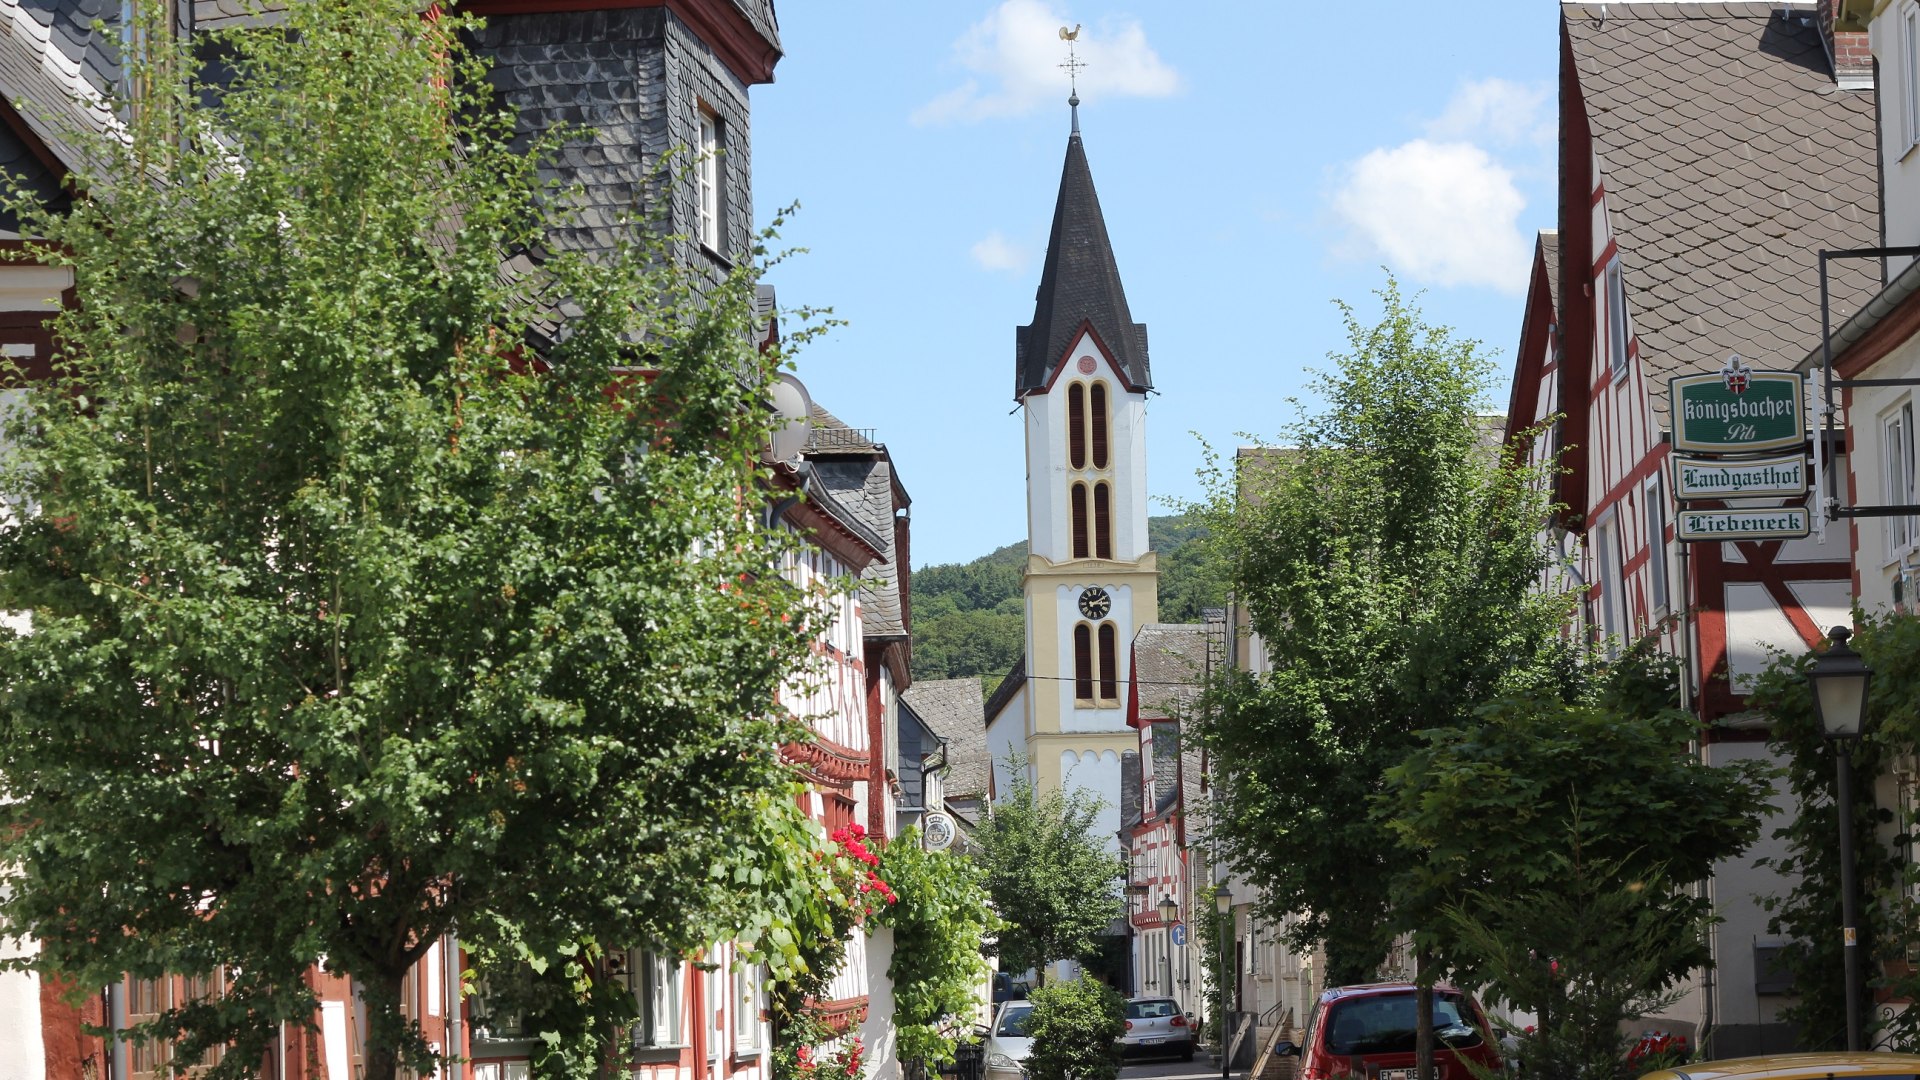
left=0, top=2, right=921, bottom=1078
left=1504, top=3, right=1877, bottom=1055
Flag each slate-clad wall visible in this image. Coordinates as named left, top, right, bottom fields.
left=471, top=7, right=753, bottom=289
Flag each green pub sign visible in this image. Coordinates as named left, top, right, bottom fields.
left=1669, top=357, right=1804, bottom=453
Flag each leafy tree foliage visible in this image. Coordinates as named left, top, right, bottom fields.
left=0, top=3, right=830, bottom=1077
left=1753, top=613, right=1920, bottom=1050
left=969, top=769, right=1121, bottom=979
left=1191, top=278, right=1575, bottom=983
left=1383, top=651, right=1774, bottom=1061
left=1023, top=977, right=1126, bottom=1080
left=878, top=827, right=1000, bottom=1067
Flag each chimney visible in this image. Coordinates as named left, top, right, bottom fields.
left=1818, top=0, right=1873, bottom=90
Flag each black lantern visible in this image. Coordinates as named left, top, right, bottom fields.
left=1158, top=895, right=1179, bottom=923
left=1809, top=626, right=1871, bottom=739
left=1805, top=625, right=1873, bottom=1053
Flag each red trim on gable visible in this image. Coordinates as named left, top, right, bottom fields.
left=456, top=0, right=780, bottom=85
left=1554, top=22, right=1596, bottom=529
left=1028, top=319, right=1146, bottom=397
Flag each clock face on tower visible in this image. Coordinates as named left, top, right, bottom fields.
left=1078, top=586, right=1112, bottom=619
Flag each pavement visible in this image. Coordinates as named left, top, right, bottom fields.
left=1122, top=1055, right=1242, bottom=1080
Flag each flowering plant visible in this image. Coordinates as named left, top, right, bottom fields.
left=1626, top=1031, right=1691, bottom=1075
left=829, top=823, right=897, bottom=915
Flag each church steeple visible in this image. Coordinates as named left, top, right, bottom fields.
left=1014, top=125, right=1152, bottom=398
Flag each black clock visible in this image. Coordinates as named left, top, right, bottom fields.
left=1078, top=586, right=1112, bottom=619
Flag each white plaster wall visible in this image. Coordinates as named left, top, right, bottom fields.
left=1874, top=5, right=1920, bottom=275
left=1700, top=741, right=1799, bottom=1028
left=1724, top=583, right=1816, bottom=694
left=0, top=921, right=44, bottom=1080
left=1846, top=340, right=1920, bottom=614
left=986, top=683, right=1030, bottom=801
left=861, top=928, right=899, bottom=1080
left=1023, top=331, right=1150, bottom=565
left=1059, top=748, right=1123, bottom=854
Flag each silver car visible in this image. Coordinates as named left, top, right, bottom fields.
left=983, top=999, right=1035, bottom=1080
left=1120, top=996, right=1195, bottom=1060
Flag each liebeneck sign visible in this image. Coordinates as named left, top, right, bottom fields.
left=1671, top=452, right=1808, bottom=501
left=1676, top=504, right=1810, bottom=542
left=1669, top=356, right=1804, bottom=453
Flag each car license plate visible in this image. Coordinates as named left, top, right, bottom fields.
left=1379, top=1070, right=1412, bottom=1080
left=1141, top=1037, right=1164, bottom=1045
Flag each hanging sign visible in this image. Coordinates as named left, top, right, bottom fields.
left=1669, top=356, right=1804, bottom=453
left=1671, top=452, right=1808, bottom=501
left=1676, top=504, right=1811, bottom=542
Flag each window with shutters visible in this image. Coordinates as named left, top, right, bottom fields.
left=1071, top=482, right=1090, bottom=559
left=1090, top=383, right=1110, bottom=469
left=1074, top=623, right=1094, bottom=702
left=1093, top=482, right=1113, bottom=560
left=1067, top=382, right=1087, bottom=469
left=1097, top=622, right=1118, bottom=701
left=127, top=977, right=172, bottom=1080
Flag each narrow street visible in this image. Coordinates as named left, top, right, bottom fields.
left=1121, top=1057, right=1229, bottom=1080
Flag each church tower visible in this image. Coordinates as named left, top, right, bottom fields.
left=1008, top=104, right=1158, bottom=844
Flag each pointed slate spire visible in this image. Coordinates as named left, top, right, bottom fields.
left=1015, top=121, right=1151, bottom=397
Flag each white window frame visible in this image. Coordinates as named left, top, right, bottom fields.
left=696, top=106, right=721, bottom=251
left=1906, top=4, right=1920, bottom=152
left=1645, top=475, right=1669, bottom=615
left=1606, top=259, right=1630, bottom=378
left=706, top=965, right=724, bottom=1066
left=732, top=962, right=765, bottom=1055
left=635, top=952, right=684, bottom=1049
left=1885, top=399, right=1918, bottom=558
left=1594, top=516, right=1624, bottom=654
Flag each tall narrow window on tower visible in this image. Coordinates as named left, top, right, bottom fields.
left=1071, top=482, right=1090, bottom=559
left=697, top=105, right=724, bottom=252
left=1068, top=383, right=1088, bottom=469
left=1097, top=623, right=1118, bottom=700
left=1093, top=482, right=1113, bottom=560
left=1090, top=383, right=1109, bottom=469
left=1074, top=623, right=1094, bottom=701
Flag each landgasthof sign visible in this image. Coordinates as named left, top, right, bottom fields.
left=1676, top=504, right=1811, bottom=542
left=1669, top=359, right=1803, bottom=452
left=1671, top=452, right=1808, bottom=501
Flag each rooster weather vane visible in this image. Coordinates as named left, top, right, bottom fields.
left=1059, top=23, right=1084, bottom=129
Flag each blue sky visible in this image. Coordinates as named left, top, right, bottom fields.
left=753, top=2, right=1563, bottom=568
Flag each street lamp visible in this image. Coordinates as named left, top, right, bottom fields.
left=1215, top=886, right=1233, bottom=1080
left=1158, top=896, right=1178, bottom=996
left=1807, top=625, right=1873, bottom=1053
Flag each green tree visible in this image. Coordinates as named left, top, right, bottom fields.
left=1382, top=654, right=1774, bottom=1070
left=1023, top=977, right=1126, bottom=1080
left=0, top=3, right=830, bottom=1077
left=1192, top=277, right=1576, bottom=985
left=879, top=827, right=1000, bottom=1067
left=970, top=769, right=1121, bottom=980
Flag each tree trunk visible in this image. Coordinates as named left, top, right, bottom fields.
left=360, top=967, right=410, bottom=1080
left=1414, top=949, right=1435, bottom=1080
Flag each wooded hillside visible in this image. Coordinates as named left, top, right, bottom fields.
left=910, top=515, right=1225, bottom=686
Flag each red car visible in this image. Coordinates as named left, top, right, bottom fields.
left=1276, top=982, right=1503, bottom=1080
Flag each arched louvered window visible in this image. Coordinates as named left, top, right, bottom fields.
left=1074, top=623, right=1094, bottom=702
left=1090, top=383, right=1109, bottom=469
left=1067, top=383, right=1087, bottom=470
left=1093, top=482, right=1113, bottom=560
left=1098, top=622, right=1119, bottom=701
left=1071, top=482, right=1090, bottom=559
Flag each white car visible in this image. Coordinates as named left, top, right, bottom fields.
left=983, top=999, right=1035, bottom=1080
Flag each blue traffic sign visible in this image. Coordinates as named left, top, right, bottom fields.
left=1170, top=922, right=1187, bottom=947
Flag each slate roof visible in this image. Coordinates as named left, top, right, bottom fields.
left=1539, top=230, right=1561, bottom=320
left=983, top=656, right=1026, bottom=726
left=805, top=402, right=907, bottom=640
left=0, top=0, right=121, bottom=185
left=902, top=678, right=987, bottom=801
left=1016, top=127, right=1149, bottom=398
left=1563, top=3, right=1877, bottom=424
left=1120, top=749, right=1142, bottom=830
left=1132, top=623, right=1214, bottom=718
left=1149, top=721, right=1179, bottom=818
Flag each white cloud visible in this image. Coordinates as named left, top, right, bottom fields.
left=1329, top=139, right=1532, bottom=295
left=971, top=230, right=1029, bottom=273
left=1422, top=78, right=1554, bottom=147
left=912, top=0, right=1179, bottom=126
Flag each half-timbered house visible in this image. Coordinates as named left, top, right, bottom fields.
left=1505, top=3, right=1878, bottom=1054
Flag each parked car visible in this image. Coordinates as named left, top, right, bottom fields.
left=1276, top=982, right=1502, bottom=1080
left=1635, top=1051, right=1920, bottom=1079
left=982, top=999, right=1036, bottom=1080
left=1120, top=996, right=1195, bottom=1061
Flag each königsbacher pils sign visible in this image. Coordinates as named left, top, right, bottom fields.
left=1669, top=359, right=1804, bottom=452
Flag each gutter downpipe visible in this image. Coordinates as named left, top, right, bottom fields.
left=445, top=928, right=464, bottom=1080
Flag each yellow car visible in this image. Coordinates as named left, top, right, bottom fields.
left=1638, top=1052, right=1920, bottom=1079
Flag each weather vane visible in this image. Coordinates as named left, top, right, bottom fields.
left=1058, top=23, right=1084, bottom=130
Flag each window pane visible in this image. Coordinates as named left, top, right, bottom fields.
left=1071, top=483, right=1089, bottom=559
left=1098, top=623, right=1118, bottom=700
left=651, top=955, right=679, bottom=1046
left=1090, top=383, right=1109, bottom=469
left=1094, top=483, right=1112, bottom=560
left=1067, top=383, right=1087, bottom=470
left=1074, top=624, right=1094, bottom=701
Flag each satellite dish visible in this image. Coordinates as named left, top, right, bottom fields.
left=923, top=812, right=956, bottom=851
left=765, top=373, right=813, bottom=463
